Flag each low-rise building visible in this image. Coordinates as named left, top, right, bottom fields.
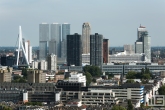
left=88, top=83, right=144, bottom=103
left=54, top=75, right=64, bottom=82
left=82, top=89, right=119, bottom=105
left=69, top=72, right=86, bottom=86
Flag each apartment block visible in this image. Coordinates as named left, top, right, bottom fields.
left=0, top=69, right=11, bottom=82
left=82, top=90, right=119, bottom=105
left=27, top=69, right=46, bottom=83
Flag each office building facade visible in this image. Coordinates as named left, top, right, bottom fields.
left=61, top=23, right=70, bottom=58
left=49, top=40, right=56, bottom=54
left=39, top=23, right=49, bottom=60
left=82, top=22, right=91, bottom=54
left=124, top=44, right=134, bottom=54
left=67, top=33, right=82, bottom=66
left=90, top=33, right=103, bottom=66
left=135, top=25, right=151, bottom=62
left=50, top=23, right=61, bottom=57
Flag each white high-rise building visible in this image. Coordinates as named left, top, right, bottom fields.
left=82, top=22, right=91, bottom=54
left=39, top=60, right=47, bottom=70
left=135, top=25, right=151, bottom=62
left=25, top=41, right=29, bottom=62
left=29, top=46, right=32, bottom=63
left=24, top=40, right=33, bottom=63
left=32, top=61, right=39, bottom=69
left=47, top=54, right=57, bottom=71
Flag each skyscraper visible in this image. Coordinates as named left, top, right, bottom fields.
left=142, top=32, right=151, bottom=62
left=50, top=23, right=61, bottom=57
left=103, top=39, right=109, bottom=63
left=49, top=40, right=56, bottom=55
left=90, top=33, right=103, bottom=66
left=137, top=25, right=147, bottom=41
left=39, top=23, right=49, bottom=60
left=82, top=22, right=91, bottom=54
left=67, top=33, right=82, bottom=66
left=61, top=23, right=70, bottom=58
left=135, top=25, right=151, bottom=62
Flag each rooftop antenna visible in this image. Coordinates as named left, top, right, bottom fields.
left=16, top=26, right=29, bottom=66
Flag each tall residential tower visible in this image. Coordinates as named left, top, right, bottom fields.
left=90, top=33, right=103, bottom=66
left=82, top=23, right=91, bottom=54
left=67, top=33, right=82, bottom=66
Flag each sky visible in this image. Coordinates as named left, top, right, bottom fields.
left=0, top=0, right=165, bottom=47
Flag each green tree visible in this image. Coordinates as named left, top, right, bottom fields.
left=85, top=72, right=92, bottom=86
left=2, top=106, right=12, bottom=110
left=12, top=76, right=27, bottom=83
left=141, top=68, right=145, bottom=74
left=7, top=67, right=10, bottom=72
left=158, top=85, right=165, bottom=95
left=48, top=76, right=51, bottom=81
left=145, top=67, right=150, bottom=74
left=22, top=68, right=27, bottom=78
left=135, top=72, right=142, bottom=79
left=111, top=105, right=126, bottom=110
left=142, top=74, right=150, bottom=79
left=126, top=79, right=135, bottom=83
left=92, top=78, right=96, bottom=83
left=126, top=71, right=136, bottom=79
left=83, top=65, right=102, bottom=77
left=127, top=99, right=133, bottom=110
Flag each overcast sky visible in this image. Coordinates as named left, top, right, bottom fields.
left=0, top=0, right=165, bottom=47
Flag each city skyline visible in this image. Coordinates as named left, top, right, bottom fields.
left=0, top=0, right=165, bottom=46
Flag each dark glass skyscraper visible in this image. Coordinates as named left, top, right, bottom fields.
left=67, top=33, right=82, bottom=66
left=90, top=33, right=103, bottom=66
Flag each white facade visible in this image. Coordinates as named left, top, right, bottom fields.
left=109, top=52, right=146, bottom=63
left=25, top=41, right=29, bottom=62
left=124, top=44, right=135, bottom=54
left=88, top=85, right=144, bottom=104
left=69, top=72, right=86, bottom=86
left=23, top=92, right=28, bottom=102
left=32, top=61, right=39, bottom=69
left=29, top=46, right=32, bottom=63
left=82, top=90, right=118, bottom=105
left=39, top=60, right=47, bottom=70
left=82, top=53, right=90, bottom=65
left=46, top=74, right=55, bottom=81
